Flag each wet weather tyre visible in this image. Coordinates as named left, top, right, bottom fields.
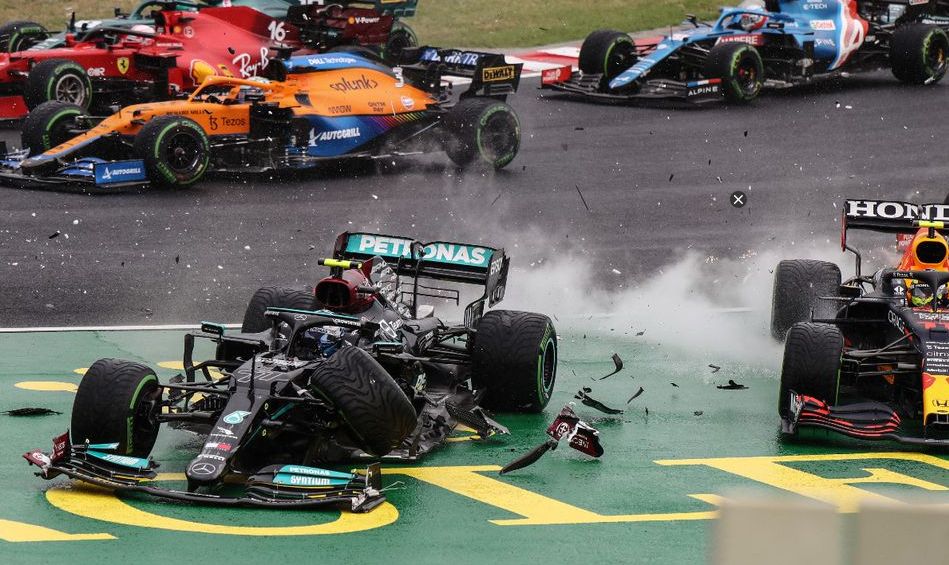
left=779, top=322, right=842, bottom=418
left=71, top=358, right=161, bottom=457
left=471, top=310, right=558, bottom=413
left=133, top=115, right=210, bottom=188
left=0, top=20, right=48, bottom=52
left=20, top=100, right=84, bottom=156
left=384, top=21, right=417, bottom=63
left=241, top=286, right=315, bottom=332
left=771, top=259, right=841, bottom=341
left=309, top=346, right=416, bottom=456
left=578, top=29, right=637, bottom=88
left=23, top=59, right=92, bottom=110
left=444, top=98, right=520, bottom=169
left=704, top=42, right=763, bottom=103
left=890, top=23, right=949, bottom=84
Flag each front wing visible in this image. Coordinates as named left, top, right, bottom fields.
left=541, top=68, right=724, bottom=104
left=0, top=154, right=149, bottom=192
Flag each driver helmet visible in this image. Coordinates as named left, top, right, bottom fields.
left=909, top=282, right=935, bottom=307
left=737, top=0, right=767, bottom=31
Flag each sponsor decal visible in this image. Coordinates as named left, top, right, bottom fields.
left=183, top=26, right=194, bottom=38
left=348, top=16, right=381, bottom=24
left=541, top=66, right=572, bottom=85
left=215, top=427, right=234, bottom=436
left=328, top=104, right=352, bottom=114
left=815, top=38, right=836, bottom=47
left=909, top=0, right=929, bottom=5
left=717, top=34, right=764, bottom=46
left=94, top=160, right=147, bottom=185
left=400, top=96, right=414, bottom=110
left=368, top=101, right=387, bottom=112
left=92, top=452, right=148, bottom=468
left=188, top=462, right=216, bottom=475
left=482, top=65, right=516, bottom=82
left=348, top=234, right=491, bottom=268
left=810, top=19, right=836, bottom=30
left=204, top=442, right=232, bottom=452
left=222, top=410, right=251, bottom=425
left=329, top=74, right=378, bottom=92
left=232, top=47, right=270, bottom=78
left=304, top=55, right=359, bottom=66
left=846, top=200, right=949, bottom=222
left=803, top=2, right=828, bottom=9
left=198, top=454, right=227, bottom=461
left=208, top=116, right=247, bottom=131
left=86, top=67, right=106, bottom=77
left=889, top=310, right=908, bottom=334
left=309, top=127, right=361, bottom=145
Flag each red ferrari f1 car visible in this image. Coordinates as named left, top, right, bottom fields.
left=0, top=0, right=419, bottom=119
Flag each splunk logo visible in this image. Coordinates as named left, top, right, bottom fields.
left=329, top=74, right=378, bottom=92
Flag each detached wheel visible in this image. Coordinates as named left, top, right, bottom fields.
left=891, top=23, right=949, bottom=84
left=771, top=259, right=841, bottom=341
left=309, top=346, right=416, bottom=456
left=71, top=359, right=161, bottom=457
left=444, top=98, right=520, bottom=170
left=779, top=322, right=842, bottom=418
left=384, top=21, right=417, bottom=63
left=241, top=286, right=315, bottom=332
left=471, top=310, right=557, bottom=412
left=133, top=115, right=210, bottom=188
left=0, top=20, right=48, bottom=52
left=23, top=59, right=92, bottom=110
left=704, top=42, right=763, bottom=103
left=20, top=100, right=84, bottom=155
left=578, top=29, right=637, bottom=88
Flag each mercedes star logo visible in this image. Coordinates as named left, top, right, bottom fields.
left=189, top=462, right=216, bottom=476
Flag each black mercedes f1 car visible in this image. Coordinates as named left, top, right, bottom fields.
left=24, top=231, right=559, bottom=511
left=772, top=199, right=949, bottom=447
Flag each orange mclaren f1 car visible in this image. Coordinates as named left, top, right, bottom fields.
left=0, top=47, right=522, bottom=190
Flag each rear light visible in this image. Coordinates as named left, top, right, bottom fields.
left=541, top=65, right=571, bottom=85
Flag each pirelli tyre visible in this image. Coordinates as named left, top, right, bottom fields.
left=578, top=29, right=637, bottom=88
left=771, top=259, right=841, bottom=341
left=383, top=21, right=418, bottom=63
left=71, top=358, right=162, bottom=457
left=20, top=100, right=84, bottom=156
left=0, top=20, right=48, bottom=52
left=309, top=346, right=417, bottom=456
left=891, top=23, right=949, bottom=85
left=779, top=322, right=842, bottom=418
left=471, top=310, right=558, bottom=413
left=704, top=42, right=764, bottom=103
left=23, top=59, right=93, bottom=110
left=242, top=286, right=316, bottom=333
left=133, top=116, right=210, bottom=188
left=444, top=98, right=520, bottom=170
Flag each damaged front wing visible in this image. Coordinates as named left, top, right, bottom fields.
left=24, top=432, right=387, bottom=512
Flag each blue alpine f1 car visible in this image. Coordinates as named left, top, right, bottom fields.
left=542, top=0, right=949, bottom=103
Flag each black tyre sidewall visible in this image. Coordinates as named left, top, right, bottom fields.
left=309, top=346, right=416, bottom=456
left=705, top=43, right=763, bottom=103
left=23, top=59, right=92, bottom=110
left=20, top=100, right=83, bottom=155
left=384, top=22, right=417, bottom=63
left=771, top=259, right=841, bottom=341
left=579, top=29, right=637, bottom=82
left=134, top=116, right=210, bottom=188
left=471, top=310, right=558, bottom=412
left=0, top=21, right=48, bottom=52
left=891, top=24, right=949, bottom=84
left=779, top=322, right=842, bottom=418
left=241, top=286, right=315, bottom=332
left=71, top=358, right=161, bottom=456
left=444, top=98, right=520, bottom=169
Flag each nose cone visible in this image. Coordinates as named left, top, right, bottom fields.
left=923, top=372, right=949, bottom=426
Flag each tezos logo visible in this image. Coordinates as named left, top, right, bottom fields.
left=223, top=410, right=251, bottom=425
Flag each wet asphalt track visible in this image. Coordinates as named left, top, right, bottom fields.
left=1, top=71, right=947, bottom=326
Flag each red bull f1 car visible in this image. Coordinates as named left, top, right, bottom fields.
left=23, top=231, right=559, bottom=511
left=772, top=199, right=949, bottom=447
left=0, top=47, right=522, bottom=191
left=542, top=0, right=949, bottom=104
left=0, top=0, right=418, bottom=118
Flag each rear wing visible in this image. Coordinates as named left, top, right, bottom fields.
left=398, top=47, right=522, bottom=99
left=333, top=232, right=509, bottom=326
left=841, top=199, right=949, bottom=276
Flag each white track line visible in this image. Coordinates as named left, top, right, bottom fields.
left=0, top=323, right=242, bottom=333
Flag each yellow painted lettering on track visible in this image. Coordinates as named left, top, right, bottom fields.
left=46, top=473, right=398, bottom=536
left=0, top=519, right=113, bottom=542
left=386, top=466, right=718, bottom=526
left=657, top=452, right=949, bottom=513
